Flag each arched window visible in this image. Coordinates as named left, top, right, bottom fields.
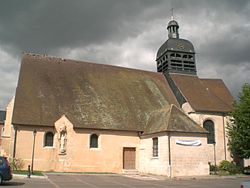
left=152, top=137, right=158, bottom=157
left=44, top=132, right=54, bottom=147
left=90, top=134, right=98, bottom=148
left=203, top=120, right=215, bottom=144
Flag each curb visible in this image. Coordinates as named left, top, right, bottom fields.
left=13, top=174, right=47, bottom=179
left=172, top=175, right=250, bottom=180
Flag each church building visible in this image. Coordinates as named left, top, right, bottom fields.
left=1, top=18, right=234, bottom=177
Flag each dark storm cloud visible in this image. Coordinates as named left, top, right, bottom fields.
left=0, top=0, right=164, bottom=54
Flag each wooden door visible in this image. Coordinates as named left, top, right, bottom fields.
left=123, top=147, right=136, bottom=169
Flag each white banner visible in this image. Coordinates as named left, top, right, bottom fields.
left=176, top=140, right=201, bottom=146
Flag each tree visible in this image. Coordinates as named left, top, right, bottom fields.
left=227, top=83, right=250, bottom=160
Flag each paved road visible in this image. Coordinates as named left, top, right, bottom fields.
left=1, top=174, right=249, bottom=188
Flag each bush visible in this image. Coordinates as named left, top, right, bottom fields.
left=9, top=157, right=24, bottom=171
left=219, top=160, right=242, bottom=174
left=243, top=166, right=250, bottom=174
left=219, top=160, right=232, bottom=171
left=209, top=162, right=218, bottom=172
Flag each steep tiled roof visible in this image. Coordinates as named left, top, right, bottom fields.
left=201, top=79, right=234, bottom=110
left=13, top=54, right=182, bottom=132
left=170, top=74, right=234, bottom=113
left=144, top=105, right=207, bottom=134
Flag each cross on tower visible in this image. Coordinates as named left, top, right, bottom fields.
left=170, top=8, right=174, bottom=20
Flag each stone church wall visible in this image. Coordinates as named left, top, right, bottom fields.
left=1, top=97, right=15, bottom=156
left=14, top=123, right=140, bottom=173
left=188, top=113, right=231, bottom=164
left=170, top=133, right=209, bottom=177
left=139, top=132, right=209, bottom=177
left=139, top=133, right=170, bottom=175
left=182, top=102, right=232, bottom=164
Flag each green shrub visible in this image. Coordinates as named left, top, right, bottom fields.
left=9, top=157, right=24, bottom=171
left=208, top=162, right=218, bottom=172
left=219, top=160, right=242, bottom=174
left=243, top=166, right=250, bottom=174
left=219, top=160, right=232, bottom=171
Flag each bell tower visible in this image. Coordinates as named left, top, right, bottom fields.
left=156, top=17, right=197, bottom=75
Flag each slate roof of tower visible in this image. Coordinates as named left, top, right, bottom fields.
left=170, top=74, right=234, bottom=113
left=12, top=54, right=207, bottom=134
left=156, top=38, right=195, bottom=59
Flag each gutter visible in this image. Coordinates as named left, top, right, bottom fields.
left=12, top=125, right=17, bottom=158
left=222, top=113, right=227, bottom=160
left=168, top=132, right=172, bottom=178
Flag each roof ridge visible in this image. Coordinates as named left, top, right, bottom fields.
left=22, top=52, right=161, bottom=75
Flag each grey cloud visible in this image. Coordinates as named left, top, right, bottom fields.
left=198, top=25, right=250, bottom=66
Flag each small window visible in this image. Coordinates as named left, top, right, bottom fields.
left=203, top=120, right=215, bottom=144
left=152, top=137, right=158, bottom=157
left=44, top=132, right=54, bottom=147
left=90, top=134, right=98, bottom=148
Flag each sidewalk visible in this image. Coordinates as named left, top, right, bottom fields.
left=122, top=172, right=250, bottom=181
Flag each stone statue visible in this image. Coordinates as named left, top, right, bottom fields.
left=59, top=126, right=67, bottom=154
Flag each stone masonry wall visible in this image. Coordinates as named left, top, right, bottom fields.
left=170, top=133, right=209, bottom=177
left=1, top=97, right=15, bottom=156
left=139, top=133, right=170, bottom=176
left=182, top=102, right=232, bottom=165
left=139, top=132, right=209, bottom=177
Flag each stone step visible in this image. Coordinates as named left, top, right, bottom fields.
left=122, top=169, right=139, bottom=175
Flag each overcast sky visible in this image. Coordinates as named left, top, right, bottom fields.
left=0, top=0, right=250, bottom=109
